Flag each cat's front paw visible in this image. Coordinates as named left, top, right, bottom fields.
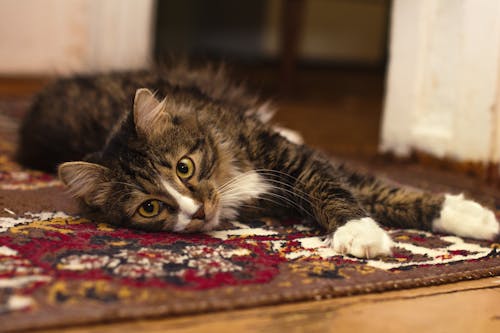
left=433, top=194, right=499, bottom=240
left=325, top=217, right=393, bottom=259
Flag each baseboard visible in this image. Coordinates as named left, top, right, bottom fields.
left=380, top=150, right=499, bottom=186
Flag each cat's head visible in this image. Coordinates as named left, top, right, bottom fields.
left=58, top=88, right=267, bottom=232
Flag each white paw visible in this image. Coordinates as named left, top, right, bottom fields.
left=325, top=217, right=393, bottom=259
left=433, top=194, right=499, bottom=240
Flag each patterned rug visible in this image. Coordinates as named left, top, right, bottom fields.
left=0, top=101, right=499, bottom=332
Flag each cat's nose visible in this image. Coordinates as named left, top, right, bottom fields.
left=192, top=206, right=205, bottom=220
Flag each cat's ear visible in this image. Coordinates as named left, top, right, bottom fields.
left=58, top=161, right=112, bottom=206
left=133, top=88, right=169, bottom=136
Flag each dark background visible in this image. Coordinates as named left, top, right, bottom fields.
left=154, top=0, right=390, bottom=156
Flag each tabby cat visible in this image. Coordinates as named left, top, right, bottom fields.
left=18, top=65, right=499, bottom=259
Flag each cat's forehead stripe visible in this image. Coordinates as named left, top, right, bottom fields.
left=188, top=138, right=204, bottom=155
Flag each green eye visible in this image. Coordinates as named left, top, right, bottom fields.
left=138, top=199, right=162, bottom=218
left=176, top=157, right=195, bottom=180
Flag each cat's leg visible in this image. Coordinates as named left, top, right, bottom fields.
left=269, top=151, right=393, bottom=258
left=349, top=173, right=499, bottom=241
left=311, top=181, right=394, bottom=258
left=252, top=132, right=394, bottom=258
left=432, top=193, right=499, bottom=240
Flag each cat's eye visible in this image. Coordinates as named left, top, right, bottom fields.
left=176, top=157, right=195, bottom=180
left=138, top=199, right=162, bottom=218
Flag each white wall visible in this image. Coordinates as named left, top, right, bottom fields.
left=381, top=0, right=500, bottom=163
left=0, top=0, right=156, bottom=75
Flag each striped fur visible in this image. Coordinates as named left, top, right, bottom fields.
left=18, top=64, right=499, bottom=257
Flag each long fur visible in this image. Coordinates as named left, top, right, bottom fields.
left=17, top=64, right=499, bottom=252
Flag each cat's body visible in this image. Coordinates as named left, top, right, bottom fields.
left=18, top=65, right=499, bottom=259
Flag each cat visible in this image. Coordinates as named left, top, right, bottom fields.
left=17, top=64, right=499, bottom=259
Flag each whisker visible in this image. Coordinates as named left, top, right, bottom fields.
left=217, top=170, right=260, bottom=191
left=219, top=169, right=315, bottom=218
left=254, top=169, right=306, bottom=184
left=217, top=170, right=302, bottom=197
left=262, top=178, right=315, bottom=206
left=220, top=186, right=315, bottom=220
left=217, top=168, right=319, bottom=221
left=253, top=169, right=317, bottom=200
left=261, top=192, right=316, bottom=220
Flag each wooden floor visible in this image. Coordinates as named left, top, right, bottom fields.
left=1, top=66, right=499, bottom=332
left=37, top=278, right=500, bottom=333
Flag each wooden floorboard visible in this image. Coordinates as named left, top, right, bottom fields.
left=37, top=278, right=500, bottom=333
